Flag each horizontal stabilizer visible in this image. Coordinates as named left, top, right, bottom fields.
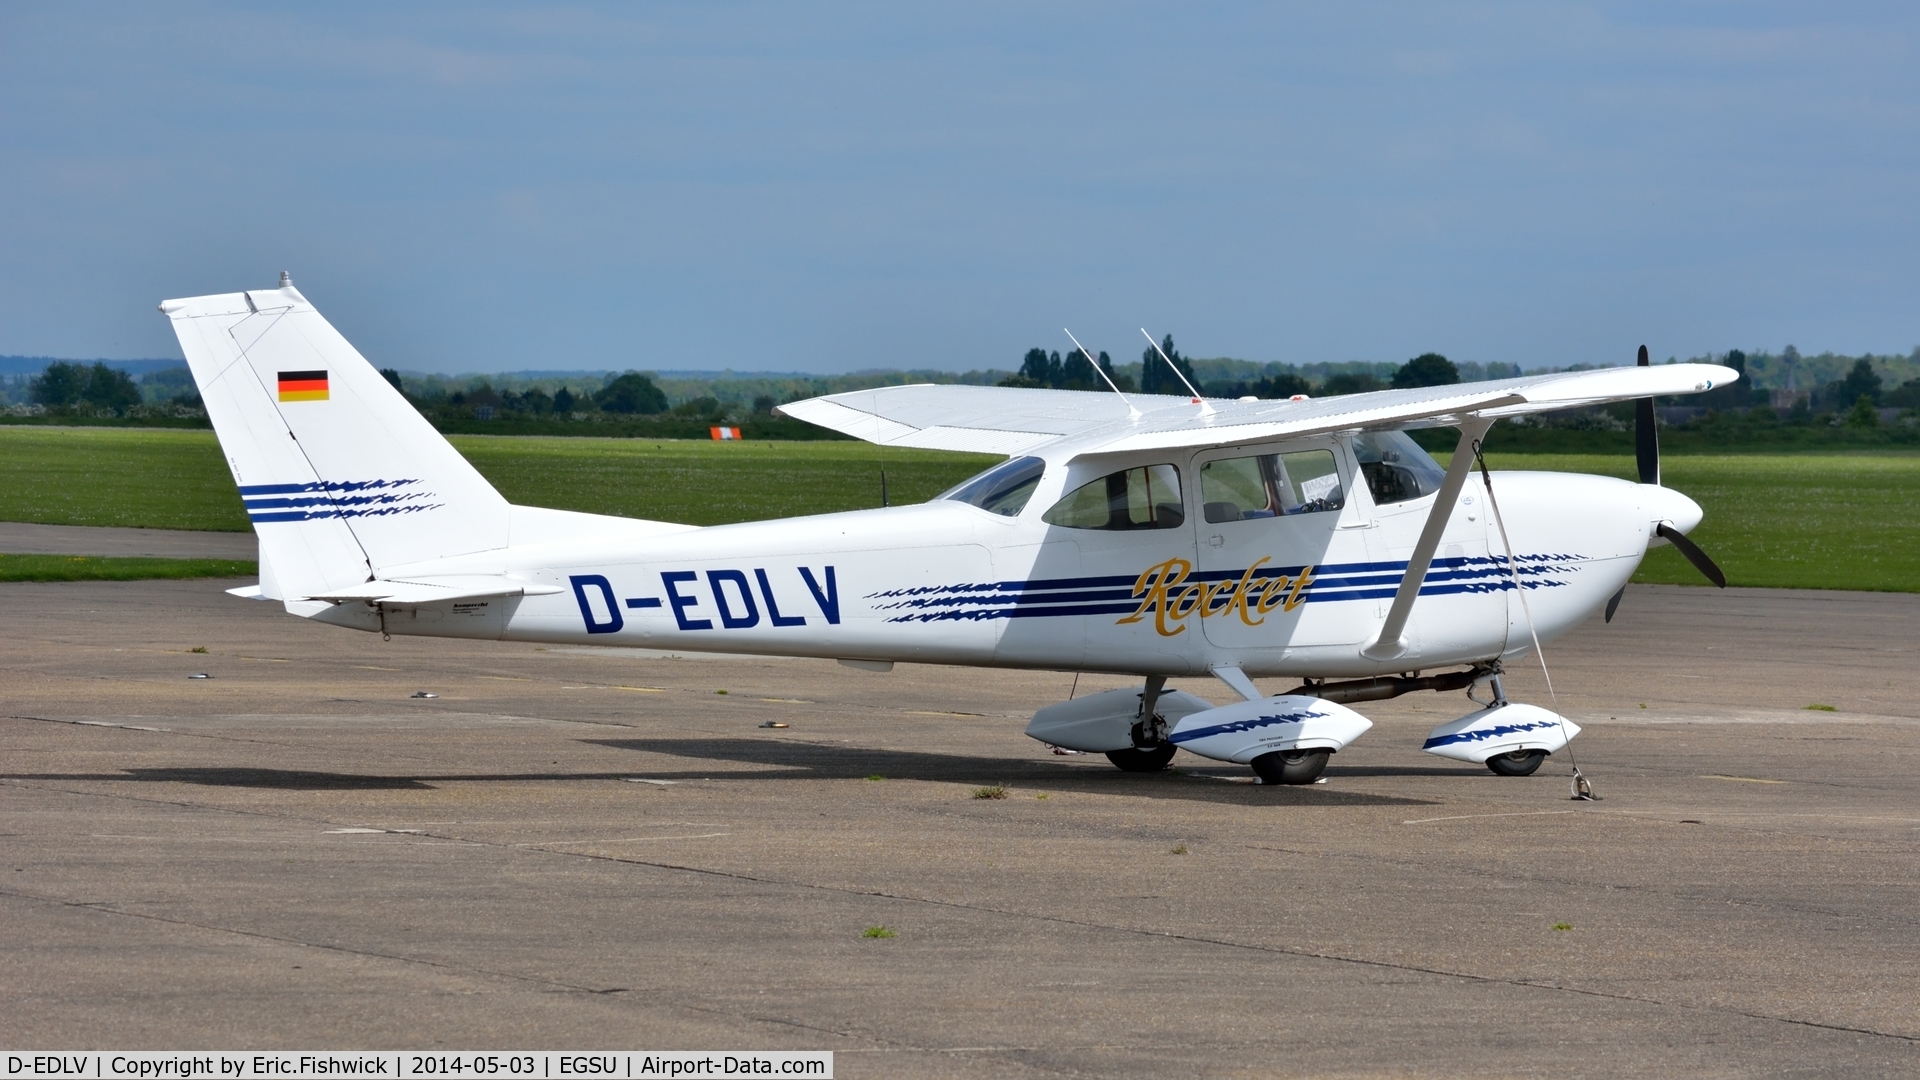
left=305, top=575, right=565, bottom=605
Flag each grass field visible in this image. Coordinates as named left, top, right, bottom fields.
left=0, top=554, right=257, bottom=582
left=1, top=427, right=1914, bottom=592
left=1472, top=452, right=1920, bottom=592
left=450, top=435, right=996, bottom=525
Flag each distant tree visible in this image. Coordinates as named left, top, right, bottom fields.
left=552, top=386, right=576, bottom=414
left=596, top=372, right=668, bottom=414
left=1886, top=378, right=1920, bottom=410
left=1844, top=394, right=1880, bottom=428
left=1320, top=372, right=1387, bottom=396
left=519, top=388, right=552, bottom=414
left=41, top=362, right=142, bottom=413
left=1060, top=348, right=1095, bottom=390
left=465, top=382, right=502, bottom=408
left=1827, top=358, right=1882, bottom=408
left=670, top=395, right=724, bottom=419
left=1140, top=335, right=1198, bottom=396
left=1017, top=347, right=1063, bottom=388
left=752, top=394, right=776, bottom=415
left=1251, top=372, right=1311, bottom=399
left=1480, top=361, right=1523, bottom=380
left=379, top=368, right=404, bottom=393
left=1392, top=353, right=1459, bottom=389
left=1699, top=350, right=1751, bottom=410
left=29, top=361, right=88, bottom=406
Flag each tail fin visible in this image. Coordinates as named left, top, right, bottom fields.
left=160, top=277, right=508, bottom=607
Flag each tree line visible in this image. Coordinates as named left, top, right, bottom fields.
left=999, top=336, right=1494, bottom=398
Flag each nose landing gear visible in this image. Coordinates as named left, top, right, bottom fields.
left=1485, top=748, right=1548, bottom=776
left=1251, top=747, right=1330, bottom=785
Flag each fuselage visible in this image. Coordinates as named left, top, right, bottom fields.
left=319, top=433, right=1700, bottom=681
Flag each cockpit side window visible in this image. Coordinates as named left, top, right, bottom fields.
left=1200, top=449, right=1344, bottom=522
left=1042, top=464, right=1185, bottom=530
left=1350, top=431, right=1446, bottom=505
left=939, top=456, right=1046, bottom=517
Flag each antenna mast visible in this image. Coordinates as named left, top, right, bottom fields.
left=1065, top=329, right=1141, bottom=419
left=1139, top=328, right=1212, bottom=413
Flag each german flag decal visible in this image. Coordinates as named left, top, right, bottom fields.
left=277, top=370, right=329, bottom=402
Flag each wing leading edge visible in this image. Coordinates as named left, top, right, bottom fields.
left=776, top=364, right=1737, bottom=457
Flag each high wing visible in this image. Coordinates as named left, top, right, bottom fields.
left=776, top=364, right=1738, bottom=456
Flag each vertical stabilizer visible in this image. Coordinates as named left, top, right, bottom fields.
left=160, top=279, right=510, bottom=609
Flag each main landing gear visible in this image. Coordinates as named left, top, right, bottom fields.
left=1105, top=675, right=1177, bottom=773
left=1026, top=663, right=1579, bottom=783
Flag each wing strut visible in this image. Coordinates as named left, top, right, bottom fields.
left=1361, top=417, right=1494, bottom=661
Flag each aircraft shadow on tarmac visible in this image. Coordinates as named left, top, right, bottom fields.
left=10, top=741, right=1446, bottom=805
left=579, top=736, right=1442, bottom=806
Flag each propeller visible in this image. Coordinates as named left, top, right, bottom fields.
left=1608, top=344, right=1726, bottom=621
left=1656, top=522, right=1727, bottom=588
left=1635, top=344, right=1659, bottom=485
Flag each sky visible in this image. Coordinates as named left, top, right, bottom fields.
left=3, top=2, right=1917, bottom=375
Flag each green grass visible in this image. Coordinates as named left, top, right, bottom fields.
left=0, top=554, right=256, bottom=582
left=0, top=427, right=250, bottom=531
left=0, top=426, right=994, bottom=532
left=2, top=427, right=1915, bottom=592
left=1473, top=452, right=1920, bottom=593
left=448, top=435, right=994, bottom=526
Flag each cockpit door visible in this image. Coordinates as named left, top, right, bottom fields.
left=1192, top=439, right=1375, bottom=655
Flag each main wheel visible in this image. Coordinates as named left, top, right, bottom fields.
left=1251, top=748, right=1330, bottom=785
left=1106, top=744, right=1177, bottom=772
left=1486, top=749, right=1547, bottom=776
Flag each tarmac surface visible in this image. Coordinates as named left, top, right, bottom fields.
left=0, top=522, right=256, bottom=559
left=4, top=573, right=1918, bottom=1077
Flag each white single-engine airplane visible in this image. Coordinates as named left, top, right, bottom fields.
left=161, top=276, right=1734, bottom=786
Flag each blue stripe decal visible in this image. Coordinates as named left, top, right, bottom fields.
left=871, top=553, right=1580, bottom=624
left=240, top=477, right=442, bottom=523
left=1169, top=708, right=1325, bottom=745
left=1423, top=718, right=1562, bottom=749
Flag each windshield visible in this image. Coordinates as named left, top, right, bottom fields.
left=939, top=456, right=1046, bottom=517
left=1350, top=431, right=1446, bottom=505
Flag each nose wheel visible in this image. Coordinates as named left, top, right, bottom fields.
left=1486, top=749, right=1548, bottom=776
left=1251, top=748, right=1330, bottom=785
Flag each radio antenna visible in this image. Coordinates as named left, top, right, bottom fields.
left=1140, top=328, right=1212, bottom=413
left=1064, top=328, right=1141, bottom=419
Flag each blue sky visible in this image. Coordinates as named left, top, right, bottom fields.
left=3, top=3, right=1916, bottom=374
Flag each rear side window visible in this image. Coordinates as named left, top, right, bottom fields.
left=939, top=456, right=1046, bottom=517
left=1042, top=464, right=1185, bottom=530
left=1200, top=450, right=1343, bottom=522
